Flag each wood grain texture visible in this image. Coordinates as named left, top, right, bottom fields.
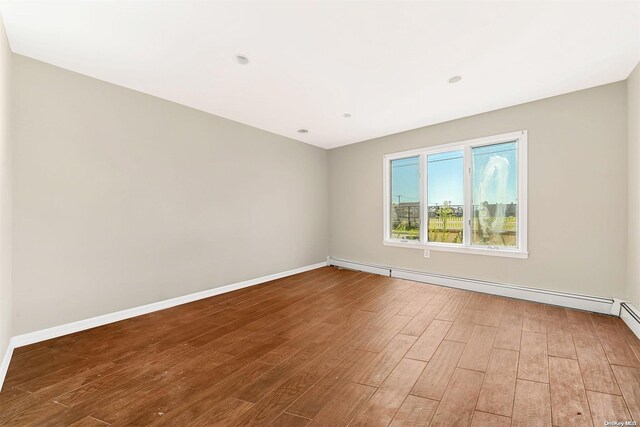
left=518, top=331, right=548, bottom=383
left=349, top=358, right=426, bottom=427
left=548, top=356, right=592, bottom=427
left=1, top=267, right=638, bottom=426
left=573, top=335, right=621, bottom=395
left=512, top=379, right=552, bottom=427
left=445, top=309, right=480, bottom=343
left=404, top=320, right=452, bottom=362
left=188, top=398, right=254, bottom=426
left=547, top=331, right=577, bottom=359
left=611, top=365, right=640, bottom=421
left=271, top=412, right=310, bottom=427
left=284, top=349, right=376, bottom=419
left=587, top=391, right=632, bottom=426
left=388, top=395, right=438, bottom=427
left=595, top=323, right=640, bottom=367
left=494, top=312, right=522, bottom=351
left=351, top=334, right=416, bottom=387
left=457, top=325, right=497, bottom=372
left=400, top=304, right=441, bottom=337
left=429, top=368, right=484, bottom=427
left=411, top=340, right=466, bottom=400
left=476, top=348, right=518, bottom=417
left=435, top=295, right=469, bottom=322
left=307, top=382, right=375, bottom=426
left=470, top=411, right=511, bottom=427
left=69, top=416, right=109, bottom=427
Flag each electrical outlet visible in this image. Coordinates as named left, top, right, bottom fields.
left=423, top=249, right=430, bottom=258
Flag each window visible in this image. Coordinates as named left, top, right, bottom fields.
left=427, top=150, right=464, bottom=244
left=390, top=157, right=420, bottom=241
left=383, top=131, right=527, bottom=258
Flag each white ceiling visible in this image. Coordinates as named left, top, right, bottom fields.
left=2, top=1, right=639, bottom=149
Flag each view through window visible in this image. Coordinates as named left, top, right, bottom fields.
left=385, top=131, right=527, bottom=257
left=427, top=150, right=464, bottom=244
left=390, top=156, right=420, bottom=240
left=472, top=141, right=518, bottom=247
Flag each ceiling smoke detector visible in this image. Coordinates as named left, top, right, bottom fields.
left=297, top=129, right=309, bottom=134
left=449, top=75, right=462, bottom=83
left=234, top=54, right=249, bottom=65
left=343, top=113, right=352, bottom=118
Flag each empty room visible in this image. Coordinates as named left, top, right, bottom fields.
left=0, top=1, right=639, bottom=426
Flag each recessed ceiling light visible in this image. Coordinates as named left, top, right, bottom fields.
left=298, top=129, right=309, bottom=134
left=234, top=54, right=249, bottom=65
left=343, top=113, right=352, bottom=118
left=449, top=75, right=462, bottom=83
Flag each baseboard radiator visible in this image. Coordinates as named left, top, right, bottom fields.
left=327, top=257, right=617, bottom=315
left=620, top=302, right=640, bottom=340
left=2, top=258, right=638, bottom=391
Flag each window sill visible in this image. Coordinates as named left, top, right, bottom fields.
left=383, top=240, right=529, bottom=259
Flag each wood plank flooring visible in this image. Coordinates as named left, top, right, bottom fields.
left=1, top=266, right=639, bottom=426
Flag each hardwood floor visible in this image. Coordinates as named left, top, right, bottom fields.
left=1, top=266, right=639, bottom=426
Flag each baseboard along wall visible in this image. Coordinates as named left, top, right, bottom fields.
left=328, top=257, right=619, bottom=314
left=0, top=261, right=327, bottom=389
left=327, top=256, right=640, bottom=340
left=2, top=257, right=639, bottom=390
left=620, top=302, right=640, bottom=341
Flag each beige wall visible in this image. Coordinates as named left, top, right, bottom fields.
left=0, top=20, right=12, bottom=359
left=628, top=62, right=640, bottom=308
left=11, top=55, right=328, bottom=335
left=329, top=82, right=628, bottom=298
left=6, top=51, right=636, bottom=335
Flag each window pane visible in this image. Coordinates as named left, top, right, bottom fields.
left=427, top=150, right=464, bottom=244
left=471, top=141, right=518, bottom=247
left=390, top=156, right=420, bottom=240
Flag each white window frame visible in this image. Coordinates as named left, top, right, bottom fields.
left=383, top=130, right=528, bottom=259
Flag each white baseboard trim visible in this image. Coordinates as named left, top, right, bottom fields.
left=0, top=342, right=14, bottom=392
left=620, top=302, right=640, bottom=340
left=0, top=261, right=327, bottom=390
left=327, top=257, right=615, bottom=315
left=328, top=257, right=391, bottom=277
